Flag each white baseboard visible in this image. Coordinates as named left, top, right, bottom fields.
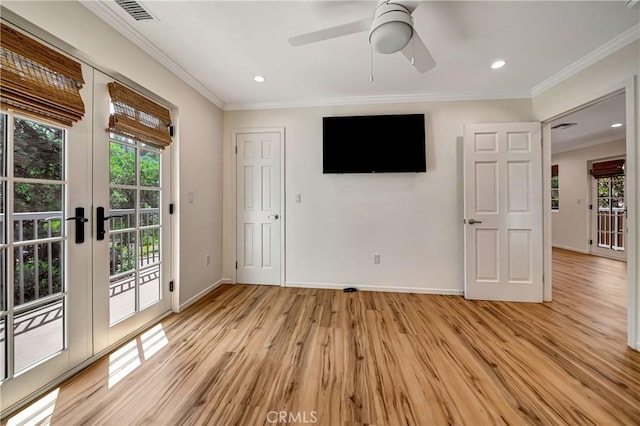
left=552, top=244, right=589, bottom=254
left=177, top=278, right=229, bottom=313
left=284, top=281, right=463, bottom=295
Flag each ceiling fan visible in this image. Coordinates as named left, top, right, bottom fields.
left=288, top=1, right=436, bottom=74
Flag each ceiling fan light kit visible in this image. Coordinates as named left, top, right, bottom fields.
left=369, top=2, right=413, bottom=54
left=288, top=1, right=436, bottom=76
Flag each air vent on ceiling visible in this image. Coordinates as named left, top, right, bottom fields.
left=551, top=123, right=578, bottom=130
left=114, top=0, right=155, bottom=21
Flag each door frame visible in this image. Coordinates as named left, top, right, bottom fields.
left=231, top=128, right=285, bottom=286
left=541, top=77, right=637, bottom=349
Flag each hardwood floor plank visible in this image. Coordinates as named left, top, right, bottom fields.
left=3, top=248, right=640, bottom=425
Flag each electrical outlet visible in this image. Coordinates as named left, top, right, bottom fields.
left=373, top=254, right=380, bottom=264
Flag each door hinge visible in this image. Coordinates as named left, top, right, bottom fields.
left=169, top=125, right=174, bottom=137
left=169, top=203, right=175, bottom=214
left=589, top=239, right=593, bottom=245
left=589, top=204, right=593, bottom=210
left=169, top=280, right=174, bottom=292
left=235, top=146, right=238, bottom=154
left=235, top=261, right=238, bottom=269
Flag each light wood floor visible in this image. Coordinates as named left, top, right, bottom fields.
left=4, top=248, right=640, bottom=425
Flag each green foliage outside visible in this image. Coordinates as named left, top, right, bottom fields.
left=2, top=117, right=162, bottom=307
left=597, top=176, right=624, bottom=209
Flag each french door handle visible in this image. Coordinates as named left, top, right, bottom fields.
left=66, top=207, right=88, bottom=244
left=467, top=218, right=482, bottom=225
left=96, top=207, right=119, bottom=241
left=267, top=214, right=279, bottom=220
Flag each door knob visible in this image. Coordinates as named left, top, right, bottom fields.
left=66, top=207, right=88, bottom=244
left=267, top=214, right=279, bottom=220
left=96, top=207, right=123, bottom=241
left=467, top=218, right=482, bottom=225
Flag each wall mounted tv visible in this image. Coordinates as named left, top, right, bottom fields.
left=323, top=114, right=426, bottom=174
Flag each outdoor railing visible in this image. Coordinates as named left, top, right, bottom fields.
left=2, top=208, right=160, bottom=306
left=597, top=206, right=625, bottom=250
left=0, top=208, right=160, bottom=343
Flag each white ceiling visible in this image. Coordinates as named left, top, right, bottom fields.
left=550, top=92, right=626, bottom=154
left=82, top=1, right=640, bottom=110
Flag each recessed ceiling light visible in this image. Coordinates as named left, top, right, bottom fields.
left=491, top=60, right=506, bottom=69
left=611, top=123, right=623, bottom=128
left=254, top=75, right=266, bottom=83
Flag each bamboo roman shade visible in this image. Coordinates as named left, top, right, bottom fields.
left=551, top=165, right=558, bottom=177
left=591, top=159, right=625, bottom=178
left=0, top=23, right=85, bottom=126
left=106, top=82, right=172, bottom=149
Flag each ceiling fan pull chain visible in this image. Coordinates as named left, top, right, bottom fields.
left=370, top=44, right=374, bottom=83
left=411, top=36, right=415, bottom=66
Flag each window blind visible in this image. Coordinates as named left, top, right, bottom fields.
left=551, top=165, right=558, bottom=177
left=591, top=159, right=625, bottom=178
left=106, top=81, right=172, bottom=149
left=0, top=23, right=85, bottom=126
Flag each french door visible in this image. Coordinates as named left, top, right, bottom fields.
left=591, top=174, right=626, bottom=260
left=1, top=69, right=171, bottom=413
left=0, top=63, right=93, bottom=410
left=91, top=71, right=172, bottom=351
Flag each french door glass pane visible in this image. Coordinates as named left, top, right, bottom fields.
left=110, top=142, right=136, bottom=186
left=140, top=190, right=159, bottom=226
left=110, top=272, right=136, bottom=325
left=13, top=118, right=63, bottom=180
left=14, top=300, right=64, bottom=373
left=14, top=242, right=63, bottom=306
left=140, top=149, right=159, bottom=187
left=110, top=232, right=136, bottom=275
left=140, top=228, right=159, bottom=267
left=13, top=183, right=63, bottom=242
left=140, top=265, right=160, bottom=309
left=110, top=188, right=136, bottom=230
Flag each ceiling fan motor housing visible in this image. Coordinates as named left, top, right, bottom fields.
left=369, top=1, right=414, bottom=54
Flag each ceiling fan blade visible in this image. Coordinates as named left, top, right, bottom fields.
left=401, top=32, right=436, bottom=74
left=288, top=18, right=371, bottom=47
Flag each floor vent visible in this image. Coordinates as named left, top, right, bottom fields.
left=114, top=0, right=155, bottom=21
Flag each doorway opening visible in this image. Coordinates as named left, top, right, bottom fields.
left=546, top=90, right=632, bottom=347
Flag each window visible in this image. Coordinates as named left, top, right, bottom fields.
left=551, top=164, right=559, bottom=211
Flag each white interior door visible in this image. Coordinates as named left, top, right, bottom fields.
left=236, top=132, right=282, bottom=285
left=91, top=71, right=172, bottom=351
left=0, top=65, right=93, bottom=410
left=464, top=123, right=543, bottom=302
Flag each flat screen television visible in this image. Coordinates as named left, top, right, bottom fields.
left=323, top=114, right=426, bottom=174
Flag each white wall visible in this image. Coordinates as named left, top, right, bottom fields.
left=533, top=39, right=640, bottom=348
left=551, top=140, right=626, bottom=253
left=224, top=100, right=534, bottom=292
left=3, top=1, right=224, bottom=306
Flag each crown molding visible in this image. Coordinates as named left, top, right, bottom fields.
left=532, top=23, right=640, bottom=98
left=223, top=91, right=531, bottom=111
left=80, top=0, right=225, bottom=109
